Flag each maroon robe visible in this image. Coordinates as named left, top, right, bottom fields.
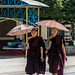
left=25, top=36, right=46, bottom=74
left=48, top=35, right=65, bottom=75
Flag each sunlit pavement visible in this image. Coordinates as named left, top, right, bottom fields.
left=0, top=55, right=75, bottom=75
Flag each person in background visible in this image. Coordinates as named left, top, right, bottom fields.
left=17, top=38, right=21, bottom=42
left=14, top=37, right=17, bottom=42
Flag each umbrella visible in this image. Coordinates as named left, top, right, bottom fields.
left=35, top=20, right=69, bottom=31
left=7, top=24, right=36, bottom=58
left=7, top=25, right=36, bottom=36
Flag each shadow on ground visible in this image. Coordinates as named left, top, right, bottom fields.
left=0, top=54, right=25, bottom=59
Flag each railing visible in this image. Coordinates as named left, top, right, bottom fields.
left=0, top=0, right=28, bottom=6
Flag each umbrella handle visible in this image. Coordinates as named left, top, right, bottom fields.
left=22, top=35, right=25, bottom=42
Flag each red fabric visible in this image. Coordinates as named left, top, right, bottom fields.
left=5, top=49, right=26, bottom=54
left=32, top=36, right=41, bottom=47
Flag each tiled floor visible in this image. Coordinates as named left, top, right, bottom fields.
left=0, top=55, right=75, bottom=75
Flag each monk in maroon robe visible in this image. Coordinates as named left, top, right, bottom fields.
left=25, top=29, right=46, bottom=75
left=47, top=27, right=67, bottom=75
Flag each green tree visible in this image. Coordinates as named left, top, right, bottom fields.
left=36, top=0, right=64, bottom=22
left=36, top=0, right=75, bottom=23
left=62, top=0, right=75, bottom=23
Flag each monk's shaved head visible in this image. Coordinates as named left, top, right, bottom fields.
left=31, top=29, right=37, bottom=37
left=31, top=29, right=37, bottom=32
left=51, top=27, right=58, bottom=35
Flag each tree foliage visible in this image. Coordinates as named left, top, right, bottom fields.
left=62, top=0, right=75, bottom=23
left=36, top=0, right=75, bottom=23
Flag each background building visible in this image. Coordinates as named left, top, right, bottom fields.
left=0, top=0, right=49, bottom=54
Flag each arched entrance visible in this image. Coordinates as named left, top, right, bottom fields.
left=0, top=19, right=22, bottom=53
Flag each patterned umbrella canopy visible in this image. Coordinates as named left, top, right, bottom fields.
left=35, top=20, right=69, bottom=31
left=7, top=25, right=36, bottom=36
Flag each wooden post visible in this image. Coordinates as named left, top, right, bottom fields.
left=26, top=6, right=28, bottom=40
left=25, top=6, right=28, bottom=57
left=38, top=7, right=40, bottom=36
